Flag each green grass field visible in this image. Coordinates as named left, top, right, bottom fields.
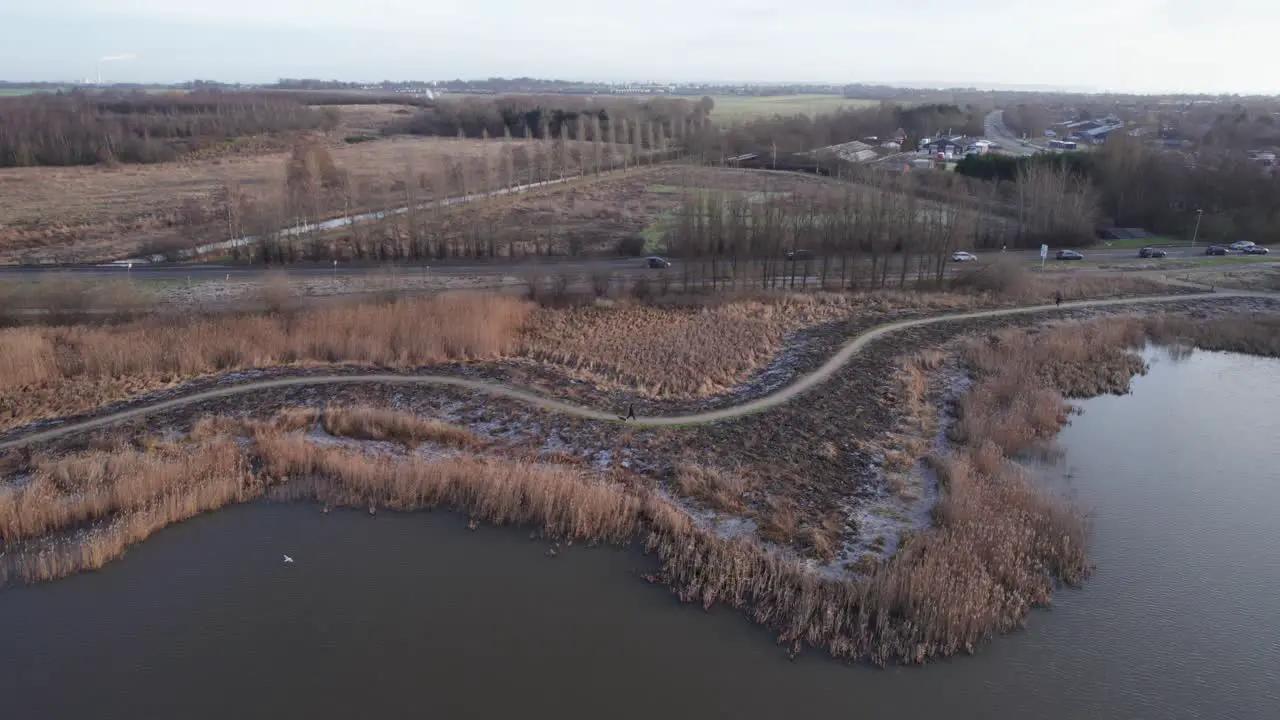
left=0, top=88, right=45, bottom=96
left=708, top=95, right=882, bottom=120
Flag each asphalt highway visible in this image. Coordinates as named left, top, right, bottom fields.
left=0, top=246, right=1239, bottom=282
left=984, top=110, right=1044, bottom=156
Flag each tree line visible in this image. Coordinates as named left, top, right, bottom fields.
left=681, top=103, right=986, bottom=160
left=0, top=91, right=330, bottom=167
left=655, top=175, right=980, bottom=292
left=388, top=94, right=714, bottom=141
left=192, top=101, right=1090, bottom=266
left=215, top=117, right=678, bottom=264
left=957, top=135, right=1280, bottom=243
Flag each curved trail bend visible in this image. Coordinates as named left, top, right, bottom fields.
left=1, top=290, right=1269, bottom=452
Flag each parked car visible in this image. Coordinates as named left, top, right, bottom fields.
left=1138, top=247, right=1168, bottom=258
left=785, top=249, right=813, bottom=261
left=1243, top=245, right=1271, bottom=255
left=1205, top=246, right=1229, bottom=256
left=951, top=251, right=978, bottom=262
left=1055, top=250, right=1084, bottom=260
left=645, top=256, right=671, bottom=269
left=1228, top=241, right=1256, bottom=251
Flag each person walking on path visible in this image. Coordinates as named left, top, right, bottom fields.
left=619, top=404, right=636, bottom=421
left=1055, top=292, right=1063, bottom=307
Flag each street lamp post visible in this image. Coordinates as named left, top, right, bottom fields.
left=1191, top=209, right=1203, bottom=248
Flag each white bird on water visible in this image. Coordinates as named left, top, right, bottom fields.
left=283, top=555, right=294, bottom=564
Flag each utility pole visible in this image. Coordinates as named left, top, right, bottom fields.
left=1191, top=208, right=1203, bottom=248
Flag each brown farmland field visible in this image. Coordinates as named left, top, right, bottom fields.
left=0, top=135, right=545, bottom=264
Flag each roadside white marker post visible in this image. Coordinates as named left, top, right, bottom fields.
left=1040, top=244, right=1048, bottom=269
left=333, top=259, right=338, bottom=278
left=127, top=262, right=132, bottom=278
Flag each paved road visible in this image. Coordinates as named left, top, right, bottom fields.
left=0, top=247, right=1238, bottom=283
left=984, top=110, right=1042, bottom=157
left=0, top=258, right=643, bottom=281
left=2, top=289, right=1270, bottom=451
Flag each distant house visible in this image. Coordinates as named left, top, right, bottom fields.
left=962, top=140, right=993, bottom=155
left=1083, top=124, right=1122, bottom=143
left=919, top=136, right=967, bottom=159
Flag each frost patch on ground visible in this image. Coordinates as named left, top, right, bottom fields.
left=659, top=489, right=760, bottom=542
left=844, top=360, right=971, bottom=571
left=732, top=341, right=804, bottom=398
left=301, top=428, right=401, bottom=456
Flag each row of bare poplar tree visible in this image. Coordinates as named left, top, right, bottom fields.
left=215, top=115, right=686, bottom=263
left=192, top=106, right=1090, bottom=268
left=649, top=166, right=1021, bottom=292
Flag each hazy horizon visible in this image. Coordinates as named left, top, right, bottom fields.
left=3, top=0, right=1275, bottom=95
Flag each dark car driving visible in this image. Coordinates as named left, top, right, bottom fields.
left=785, top=249, right=813, bottom=261
left=1205, top=246, right=1229, bottom=256
left=1056, top=250, right=1084, bottom=260
left=645, top=256, right=671, bottom=268
left=1138, top=247, right=1168, bottom=258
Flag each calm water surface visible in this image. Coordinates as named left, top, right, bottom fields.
left=2, top=349, right=1278, bottom=719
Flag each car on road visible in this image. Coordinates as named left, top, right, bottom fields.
left=1228, top=241, right=1256, bottom=251
left=1243, top=245, right=1271, bottom=255
left=1138, top=247, right=1168, bottom=258
left=951, top=251, right=978, bottom=262
left=645, top=256, right=671, bottom=269
left=1055, top=250, right=1084, bottom=261
left=1205, top=246, right=1229, bottom=256
left=785, top=249, right=813, bottom=261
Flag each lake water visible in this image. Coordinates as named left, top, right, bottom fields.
left=2, top=349, right=1278, bottom=719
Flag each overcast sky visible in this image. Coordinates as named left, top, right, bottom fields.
left=1, top=0, right=1274, bottom=94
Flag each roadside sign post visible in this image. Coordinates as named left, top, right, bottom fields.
left=1040, top=244, right=1048, bottom=268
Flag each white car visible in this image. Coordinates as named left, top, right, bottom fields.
left=1228, top=241, right=1256, bottom=251
left=951, top=251, right=978, bottom=262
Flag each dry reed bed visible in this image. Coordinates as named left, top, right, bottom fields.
left=0, top=428, right=1079, bottom=665
left=520, top=291, right=979, bottom=397
left=0, top=320, right=1144, bottom=669
left=0, top=293, right=531, bottom=433
left=4, top=309, right=1276, bottom=664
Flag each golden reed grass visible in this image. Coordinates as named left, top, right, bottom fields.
left=0, top=423, right=1082, bottom=665
left=0, top=293, right=531, bottom=432
left=3, top=312, right=1276, bottom=664
left=0, top=442, right=254, bottom=586
left=521, top=291, right=977, bottom=398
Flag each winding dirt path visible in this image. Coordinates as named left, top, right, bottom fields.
left=2, top=290, right=1271, bottom=451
